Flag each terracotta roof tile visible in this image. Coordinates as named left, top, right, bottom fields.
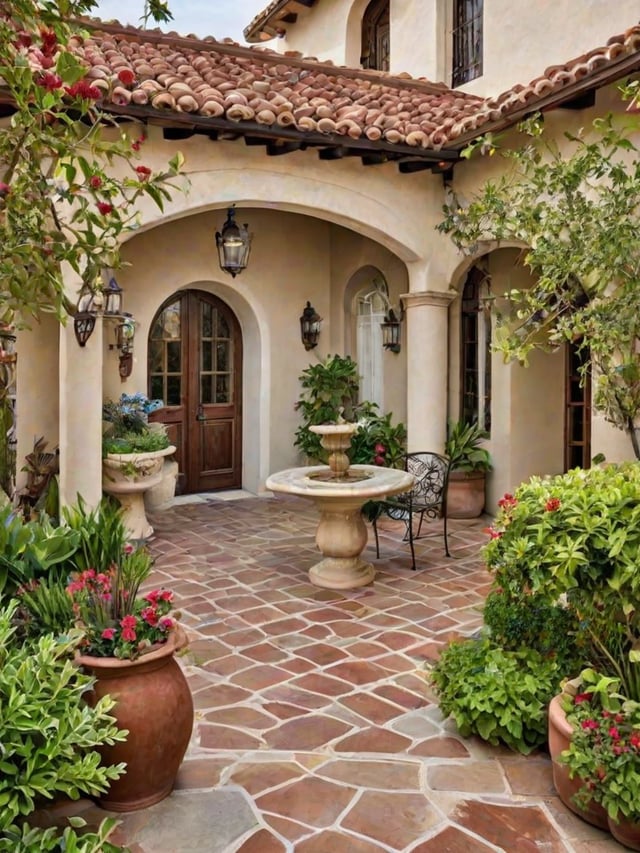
left=18, top=20, right=640, bottom=157
left=244, top=0, right=300, bottom=44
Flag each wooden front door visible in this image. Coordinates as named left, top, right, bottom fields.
left=564, top=340, right=591, bottom=471
left=148, top=290, right=242, bottom=493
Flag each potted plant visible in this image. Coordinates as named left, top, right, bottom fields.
left=444, top=419, right=491, bottom=518
left=559, top=670, right=640, bottom=848
left=102, top=393, right=176, bottom=539
left=62, top=499, right=193, bottom=813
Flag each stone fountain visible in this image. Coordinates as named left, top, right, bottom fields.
left=266, top=424, right=414, bottom=590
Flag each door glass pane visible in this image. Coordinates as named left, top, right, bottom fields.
left=201, top=375, right=212, bottom=405
left=217, top=312, right=230, bottom=338
left=215, top=374, right=229, bottom=403
left=149, top=339, right=163, bottom=373
left=216, top=341, right=229, bottom=372
left=167, top=340, right=181, bottom=373
left=202, top=302, right=213, bottom=338
left=167, top=375, right=181, bottom=406
left=202, top=340, right=212, bottom=372
left=150, top=375, right=164, bottom=400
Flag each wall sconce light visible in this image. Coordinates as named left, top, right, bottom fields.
left=109, top=317, right=136, bottom=352
left=215, top=205, right=252, bottom=278
left=381, top=307, right=403, bottom=354
left=103, top=275, right=124, bottom=315
left=300, top=301, right=322, bottom=351
left=73, top=285, right=104, bottom=347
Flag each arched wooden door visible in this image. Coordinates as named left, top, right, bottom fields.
left=148, top=290, right=242, bottom=493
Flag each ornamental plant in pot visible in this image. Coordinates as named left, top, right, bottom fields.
left=444, top=419, right=491, bottom=518
left=102, top=393, right=175, bottom=539
left=64, top=499, right=193, bottom=813
left=560, top=670, right=640, bottom=848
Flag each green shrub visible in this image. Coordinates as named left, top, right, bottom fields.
left=430, top=638, right=562, bottom=753
left=0, top=817, right=123, bottom=853
left=0, top=602, right=126, bottom=834
left=102, top=429, right=169, bottom=455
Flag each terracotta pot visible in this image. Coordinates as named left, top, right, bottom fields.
left=609, top=814, right=640, bottom=850
left=548, top=694, right=609, bottom=830
left=446, top=470, right=486, bottom=518
left=76, top=631, right=193, bottom=812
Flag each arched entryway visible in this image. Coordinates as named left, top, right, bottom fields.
left=148, top=289, right=243, bottom=494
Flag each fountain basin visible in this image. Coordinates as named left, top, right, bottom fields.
left=266, top=464, right=414, bottom=590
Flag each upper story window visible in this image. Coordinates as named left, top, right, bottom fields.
left=452, top=0, right=483, bottom=87
left=361, top=0, right=390, bottom=72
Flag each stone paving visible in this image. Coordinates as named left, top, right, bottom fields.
left=59, top=494, right=624, bottom=852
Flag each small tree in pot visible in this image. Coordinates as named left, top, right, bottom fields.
left=444, top=419, right=492, bottom=518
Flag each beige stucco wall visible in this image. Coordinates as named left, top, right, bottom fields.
left=277, top=0, right=640, bottom=94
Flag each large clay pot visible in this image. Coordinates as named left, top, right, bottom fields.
left=548, top=694, right=609, bottom=830
left=609, top=815, right=640, bottom=850
left=76, top=631, right=194, bottom=812
left=446, top=470, right=486, bottom=518
left=102, top=445, right=176, bottom=539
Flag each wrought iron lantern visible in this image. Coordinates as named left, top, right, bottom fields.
left=103, top=275, right=124, bottom=315
left=381, top=308, right=402, bottom=354
left=73, top=286, right=103, bottom=347
left=300, top=301, right=322, bottom=351
left=215, top=206, right=252, bottom=278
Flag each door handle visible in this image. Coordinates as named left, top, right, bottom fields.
left=196, top=405, right=205, bottom=422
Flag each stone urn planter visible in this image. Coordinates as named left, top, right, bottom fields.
left=102, top=445, right=176, bottom=539
left=548, top=693, right=609, bottom=830
left=75, top=629, right=193, bottom=813
left=144, top=455, right=179, bottom=513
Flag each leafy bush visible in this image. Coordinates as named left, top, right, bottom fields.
left=483, top=589, right=585, bottom=675
left=445, top=419, right=491, bottom=473
left=0, top=817, right=123, bottom=853
left=484, top=464, right=640, bottom=698
left=431, top=638, right=562, bottom=753
left=0, top=602, right=126, bottom=837
left=102, top=428, right=169, bottom=456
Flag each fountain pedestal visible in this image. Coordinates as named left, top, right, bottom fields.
left=266, top=463, right=414, bottom=590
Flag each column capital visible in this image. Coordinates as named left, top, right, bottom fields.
left=400, top=290, right=457, bottom=309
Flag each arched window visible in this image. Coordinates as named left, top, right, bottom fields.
left=460, top=265, right=491, bottom=431
left=355, top=276, right=389, bottom=408
left=361, top=0, right=390, bottom=71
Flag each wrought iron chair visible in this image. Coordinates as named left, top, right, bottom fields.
left=371, top=452, right=451, bottom=570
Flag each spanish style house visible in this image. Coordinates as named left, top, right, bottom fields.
left=14, top=0, right=640, bottom=510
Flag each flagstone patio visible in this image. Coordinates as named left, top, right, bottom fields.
left=52, top=493, right=624, bottom=851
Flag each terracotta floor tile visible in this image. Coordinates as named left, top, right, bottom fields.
left=265, top=715, right=352, bottom=749
left=373, top=684, right=428, bottom=710
left=428, top=761, right=506, bottom=794
left=334, top=727, right=413, bottom=753
left=325, top=660, right=389, bottom=686
left=341, top=790, right=440, bottom=848
left=501, top=756, right=556, bottom=796
left=291, top=672, right=353, bottom=698
left=296, top=642, right=350, bottom=666
left=203, top=706, right=277, bottom=729
left=256, top=777, right=356, bottom=827
left=241, top=642, right=289, bottom=663
left=192, top=682, right=253, bottom=708
left=228, top=762, right=306, bottom=796
left=453, top=801, right=567, bottom=850
left=317, top=758, right=421, bottom=790
left=409, top=736, right=470, bottom=758
left=262, top=815, right=313, bottom=842
left=198, top=724, right=264, bottom=750
left=174, top=758, right=228, bottom=789
left=296, top=830, right=388, bottom=852
left=340, top=692, right=406, bottom=725
left=230, top=664, right=292, bottom=690
left=411, top=826, right=496, bottom=852
left=235, top=828, right=286, bottom=852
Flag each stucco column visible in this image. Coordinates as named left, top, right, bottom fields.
left=59, top=317, right=104, bottom=509
left=402, top=288, right=456, bottom=453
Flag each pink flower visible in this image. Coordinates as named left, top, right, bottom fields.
left=123, top=543, right=134, bottom=555
left=101, top=628, right=115, bottom=640
left=159, top=617, right=174, bottom=631
left=374, top=443, right=386, bottom=454
left=159, top=590, right=173, bottom=602
left=144, top=590, right=159, bottom=604
left=141, top=606, right=159, bottom=626
left=120, top=615, right=137, bottom=629
left=374, top=455, right=385, bottom=465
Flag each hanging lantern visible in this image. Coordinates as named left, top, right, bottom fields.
left=381, top=308, right=402, bottom=354
left=103, top=276, right=124, bottom=315
left=300, top=301, right=322, bottom=351
left=73, top=286, right=102, bottom=347
left=215, top=206, right=252, bottom=277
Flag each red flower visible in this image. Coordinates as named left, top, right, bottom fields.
left=38, top=72, right=63, bottom=91
left=483, top=527, right=502, bottom=540
left=117, top=68, right=136, bottom=86
left=144, top=590, right=159, bottom=604
left=498, top=493, right=517, bottom=509
left=374, top=443, right=386, bottom=454
left=65, top=80, right=101, bottom=100
left=135, top=165, right=152, bottom=180
left=630, top=732, right=640, bottom=749
left=609, top=726, right=620, bottom=740
left=159, top=590, right=173, bottom=602
left=97, top=201, right=114, bottom=215
left=574, top=692, right=594, bottom=705
left=12, top=31, right=32, bottom=50
left=39, top=27, right=58, bottom=56
left=581, top=719, right=598, bottom=730
left=545, top=497, right=561, bottom=512
left=374, top=455, right=385, bottom=465
left=0, top=182, right=11, bottom=198
left=89, top=175, right=102, bottom=189
left=159, top=617, right=174, bottom=631
left=131, top=141, right=141, bottom=152
left=123, top=543, right=134, bottom=555
left=101, top=627, right=115, bottom=640
left=120, top=615, right=137, bottom=629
